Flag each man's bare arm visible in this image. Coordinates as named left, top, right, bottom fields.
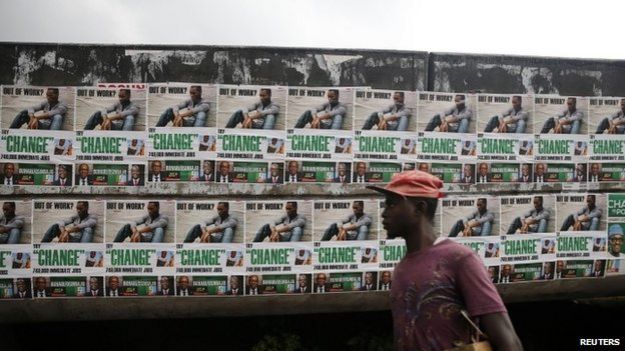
left=480, top=312, right=523, bottom=351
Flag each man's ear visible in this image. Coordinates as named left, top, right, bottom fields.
left=414, top=200, right=428, bottom=215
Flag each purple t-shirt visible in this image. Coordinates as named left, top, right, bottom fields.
left=390, top=239, right=506, bottom=351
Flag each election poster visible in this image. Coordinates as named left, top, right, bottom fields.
left=417, top=132, right=477, bottom=163
left=354, top=130, right=417, bottom=162
left=606, top=194, right=625, bottom=275
left=417, top=92, right=477, bottom=134
left=588, top=96, right=625, bottom=135
left=477, top=133, right=534, bottom=163
left=453, top=236, right=501, bottom=266
left=313, top=200, right=379, bottom=242
left=32, top=200, right=105, bottom=244
left=311, top=271, right=363, bottom=293
left=534, top=134, right=589, bottom=164
left=217, top=84, right=287, bottom=130
left=172, top=275, right=230, bottom=296
left=378, top=239, right=406, bottom=270
left=243, top=273, right=297, bottom=295
left=146, top=159, right=201, bottom=183
left=147, top=83, right=217, bottom=128
left=1, top=86, right=75, bottom=131
left=589, top=134, right=625, bottom=163
left=499, top=262, right=544, bottom=283
left=286, top=87, right=354, bottom=131
left=500, top=234, right=556, bottom=264
left=585, top=162, right=625, bottom=185
left=219, top=128, right=285, bottom=161
left=556, top=194, right=606, bottom=234
left=554, top=259, right=606, bottom=279
left=32, top=243, right=105, bottom=276
left=75, top=87, right=147, bottom=131
left=0, top=129, right=75, bottom=164
left=500, top=195, right=556, bottom=235
left=102, top=275, right=175, bottom=297
left=441, top=196, right=500, bottom=238
left=31, top=275, right=105, bottom=298
left=0, top=199, right=32, bottom=244
left=0, top=162, right=74, bottom=187
left=0, top=246, right=32, bottom=277
left=556, top=231, right=608, bottom=260
left=147, top=129, right=217, bottom=160
left=354, top=88, right=417, bottom=132
left=419, top=162, right=472, bottom=185
left=533, top=162, right=584, bottom=184
left=476, top=94, right=533, bottom=134
left=473, top=161, right=530, bottom=184
left=283, top=159, right=342, bottom=184
left=533, top=96, right=588, bottom=134
left=351, top=160, right=404, bottom=184
left=105, top=200, right=176, bottom=243
left=287, top=129, right=353, bottom=161
left=0, top=277, right=32, bottom=299
left=210, top=159, right=273, bottom=184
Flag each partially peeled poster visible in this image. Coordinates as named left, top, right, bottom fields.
left=105, top=200, right=176, bottom=297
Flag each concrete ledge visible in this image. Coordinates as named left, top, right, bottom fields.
left=1, top=276, right=623, bottom=323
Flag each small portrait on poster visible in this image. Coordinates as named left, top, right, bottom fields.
left=608, top=224, right=624, bottom=258
left=360, top=271, right=378, bottom=291
left=2, top=86, right=74, bottom=131
left=378, top=270, right=392, bottom=291
left=487, top=266, right=500, bottom=283
left=288, top=87, right=354, bottom=131
left=107, top=201, right=175, bottom=243
left=219, top=85, right=286, bottom=130
left=77, top=88, right=146, bottom=131
left=177, top=201, right=244, bottom=244
left=226, top=275, right=244, bottom=295
left=478, top=94, right=532, bottom=134
left=246, top=201, right=312, bottom=243
left=293, top=273, right=312, bottom=294
left=33, top=200, right=104, bottom=243
left=535, top=96, right=588, bottom=134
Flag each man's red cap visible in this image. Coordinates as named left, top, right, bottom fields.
left=366, top=170, right=444, bottom=198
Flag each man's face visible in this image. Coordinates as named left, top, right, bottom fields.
left=591, top=163, right=600, bottom=176
left=151, top=161, right=162, bottom=174
left=352, top=202, right=364, bottom=216
left=478, top=163, right=488, bottom=176
left=393, top=92, right=404, bottom=105
left=365, top=273, right=374, bottom=284
left=463, top=164, right=471, bottom=175
left=338, top=163, right=346, bottom=176
left=58, top=139, right=66, bottom=147
left=160, top=277, right=170, bottom=289
left=512, top=96, right=522, bottom=110
left=217, top=203, right=228, bottom=217
left=544, top=263, right=553, bottom=274
left=533, top=197, right=543, bottom=210
left=79, top=164, right=89, bottom=178
left=203, top=161, right=213, bottom=175
left=248, top=275, right=259, bottom=288
left=58, top=166, right=67, bottom=179
left=621, top=99, right=625, bottom=112
left=298, top=275, right=307, bottom=287
left=230, top=276, right=240, bottom=289
left=259, top=90, right=270, bottom=104
left=46, top=89, right=59, bottom=104
left=90, top=278, right=99, bottom=290
left=285, top=203, right=296, bottom=217
left=109, top=277, right=119, bottom=290
left=118, top=90, right=130, bottom=104
left=357, top=162, right=366, bottom=176
left=148, top=203, right=158, bottom=217
left=419, top=163, right=430, bottom=172
left=522, top=165, right=529, bottom=176
left=327, top=91, right=338, bottom=104
left=36, top=277, right=46, bottom=290
left=454, top=95, right=465, bottom=108
left=131, top=166, right=140, bottom=179
left=594, top=260, right=603, bottom=271
left=2, top=203, right=15, bottom=218
left=189, top=87, right=201, bottom=102
left=502, top=265, right=511, bottom=276
left=219, top=162, right=230, bottom=175
left=556, top=261, right=564, bottom=272
left=586, top=196, right=596, bottom=208
left=316, top=274, right=327, bottom=285
left=381, top=195, right=412, bottom=239
left=76, top=202, right=88, bottom=218
left=270, top=164, right=280, bottom=177
left=179, top=276, right=189, bottom=290
left=381, top=271, right=391, bottom=283
left=16, top=279, right=26, bottom=292
left=288, top=161, right=298, bottom=175
left=610, top=235, right=623, bottom=254
left=567, top=98, right=576, bottom=112
left=4, top=163, right=15, bottom=177
left=476, top=200, right=487, bottom=213
left=536, top=164, right=545, bottom=176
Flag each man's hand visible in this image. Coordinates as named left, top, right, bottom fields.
left=499, top=119, right=508, bottom=133
left=58, top=230, right=70, bottom=243
left=337, top=228, right=347, bottom=241
left=377, top=119, right=387, bottom=130
left=130, top=228, right=141, bottom=242
left=101, top=118, right=112, bottom=130
left=440, top=120, right=448, bottom=132
left=608, top=122, right=617, bottom=134
left=269, top=228, right=280, bottom=242
left=311, top=116, right=321, bottom=129
left=173, top=113, right=184, bottom=127
left=242, top=117, right=253, bottom=128
left=27, top=115, right=38, bottom=129
left=520, top=222, right=529, bottom=234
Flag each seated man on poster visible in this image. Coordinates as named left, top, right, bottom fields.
left=41, top=201, right=96, bottom=243
left=253, top=201, right=306, bottom=242
left=362, top=92, right=410, bottom=131
left=506, top=196, right=550, bottom=234
left=10, top=88, right=68, bottom=130
left=0, top=202, right=24, bottom=244
left=294, top=89, right=346, bottom=130
left=113, top=201, right=168, bottom=243
left=483, top=95, right=529, bottom=133
left=595, top=98, right=625, bottom=134
left=424, top=94, right=472, bottom=133
left=157, top=85, right=209, bottom=127
left=184, top=202, right=238, bottom=243
left=84, top=89, right=138, bottom=131
left=321, top=201, right=372, bottom=241
left=560, top=195, right=602, bottom=231
left=225, top=88, right=278, bottom=129
left=448, top=198, right=495, bottom=237
left=540, top=97, right=583, bottom=134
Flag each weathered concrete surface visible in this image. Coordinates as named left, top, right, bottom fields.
left=429, top=52, right=625, bottom=96
left=1, top=275, right=623, bottom=323
left=0, top=43, right=427, bottom=91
